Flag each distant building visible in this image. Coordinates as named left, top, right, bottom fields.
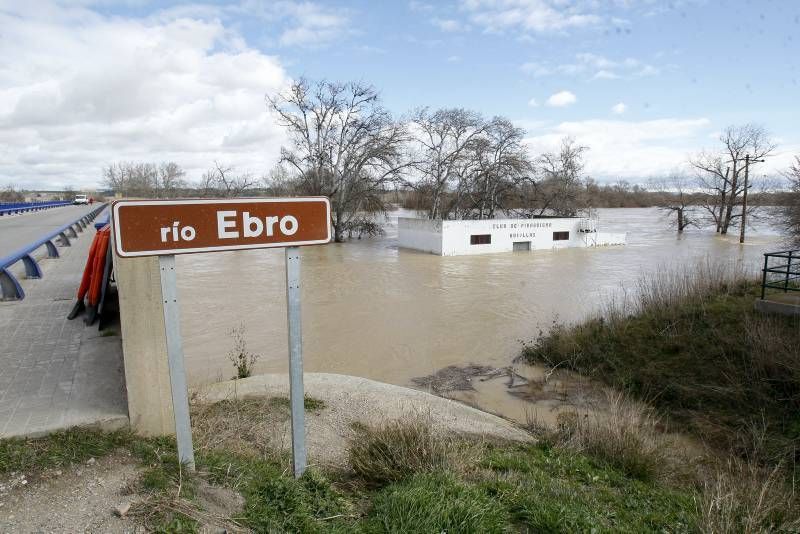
left=398, top=216, right=626, bottom=256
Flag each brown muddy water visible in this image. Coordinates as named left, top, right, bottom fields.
left=176, top=208, right=783, bottom=424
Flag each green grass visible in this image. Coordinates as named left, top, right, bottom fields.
left=0, top=428, right=130, bottom=474
left=348, top=417, right=450, bottom=485
left=522, top=277, right=800, bottom=464
left=480, top=443, right=695, bottom=533
left=367, top=472, right=509, bottom=533
left=4, top=424, right=698, bottom=533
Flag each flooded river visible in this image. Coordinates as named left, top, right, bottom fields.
left=177, top=208, right=783, bottom=422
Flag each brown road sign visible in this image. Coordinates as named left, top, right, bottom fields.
left=112, top=197, right=331, bottom=257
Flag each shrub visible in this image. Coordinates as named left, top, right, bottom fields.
left=348, top=416, right=451, bottom=485
left=698, top=460, right=800, bottom=533
left=522, top=262, right=800, bottom=466
left=551, top=392, right=671, bottom=482
left=227, top=324, right=260, bottom=379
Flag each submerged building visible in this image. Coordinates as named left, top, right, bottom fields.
left=398, top=216, right=626, bottom=256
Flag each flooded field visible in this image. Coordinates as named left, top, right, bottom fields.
left=177, top=208, right=783, bottom=423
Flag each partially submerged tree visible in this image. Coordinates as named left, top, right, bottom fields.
left=651, top=173, right=696, bottom=233
left=408, top=107, right=487, bottom=220
left=783, top=156, right=800, bottom=245
left=464, top=117, right=532, bottom=219
left=691, top=124, right=775, bottom=235
left=521, top=137, right=588, bottom=217
left=268, top=79, right=408, bottom=242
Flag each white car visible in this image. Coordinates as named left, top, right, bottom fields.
left=73, top=194, right=89, bottom=205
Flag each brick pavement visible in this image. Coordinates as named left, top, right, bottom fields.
left=0, top=210, right=128, bottom=437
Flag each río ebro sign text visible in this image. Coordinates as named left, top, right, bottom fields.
left=112, top=197, right=331, bottom=257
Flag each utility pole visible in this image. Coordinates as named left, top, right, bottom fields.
left=739, top=154, right=764, bottom=244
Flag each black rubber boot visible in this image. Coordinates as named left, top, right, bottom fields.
left=67, top=299, right=85, bottom=320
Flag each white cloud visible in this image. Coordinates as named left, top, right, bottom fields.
left=433, top=18, right=468, bottom=32
left=447, top=55, right=462, bottom=62
left=0, top=2, right=289, bottom=189
left=271, top=2, right=351, bottom=47
left=524, top=118, right=713, bottom=178
left=611, top=102, right=627, bottom=114
left=593, top=69, right=619, bottom=80
left=522, top=52, right=660, bottom=80
left=462, top=0, right=601, bottom=33
left=527, top=98, right=539, bottom=107
left=546, top=90, right=577, bottom=107
left=520, top=61, right=551, bottom=76
left=409, top=1, right=435, bottom=13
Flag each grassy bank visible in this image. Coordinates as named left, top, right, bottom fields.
left=1, top=419, right=698, bottom=532
left=521, top=263, right=800, bottom=467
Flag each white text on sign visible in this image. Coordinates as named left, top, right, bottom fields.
left=159, top=211, right=300, bottom=243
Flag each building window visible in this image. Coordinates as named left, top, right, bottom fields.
left=470, top=234, right=491, bottom=245
left=553, top=231, right=570, bottom=241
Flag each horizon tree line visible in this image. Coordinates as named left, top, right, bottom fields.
left=95, top=77, right=797, bottom=244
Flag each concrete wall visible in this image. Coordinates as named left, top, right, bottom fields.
left=397, top=218, right=443, bottom=255
left=398, top=217, right=626, bottom=256
left=113, top=253, right=175, bottom=436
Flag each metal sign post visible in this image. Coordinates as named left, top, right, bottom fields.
left=158, top=254, right=196, bottom=471
left=285, top=246, right=306, bottom=478
left=112, top=197, right=331, bottom=478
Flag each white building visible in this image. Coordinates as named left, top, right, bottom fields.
left=398, top=216, right=626, bottom=256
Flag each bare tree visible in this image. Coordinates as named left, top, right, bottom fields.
left=651, top=173, right=697, bottom=233
left=200, top=162, right=256, bottom=198
left=0, top=185, right=25, bottom=202
left=103, top=161, right=186, bottom=198
left=783, top=156, right=800, bottom=245
left=262, top=164, right=298, bottom=196
left=691, top=124, right=775, bottom=235
left=268, top=79, right=409, bottom=242
left=408, top=107, right=486, bottom=220
left=524, top=137, right=588, bottom=217
left=157, top=162, right=186, bottom=198
left=463, top=117, right=533, bottom=219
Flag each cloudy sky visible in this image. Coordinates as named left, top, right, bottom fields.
left=1, top=0, right=798, bottom=190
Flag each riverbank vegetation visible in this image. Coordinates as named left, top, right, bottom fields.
left=521, top=262, right=800, bottom=527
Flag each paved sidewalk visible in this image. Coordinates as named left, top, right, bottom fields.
left=0, top=210, right=128, bottom=438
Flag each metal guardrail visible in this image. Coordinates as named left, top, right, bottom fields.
left=0, top=204, right=107, bottom=300
left=0, top=200, right=72, bottom=216
left=94, top=212, right=110, bottom=230
left=761, top=249, right=800, bottom=300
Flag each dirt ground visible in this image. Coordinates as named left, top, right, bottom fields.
left=0, top=373, right=532, bottom=532
left=0, top=452, right=142, bottom=533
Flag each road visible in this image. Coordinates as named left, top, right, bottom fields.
left=0, top=201, right=127, bottom=438
left=0, top=204, right=102, bottom=258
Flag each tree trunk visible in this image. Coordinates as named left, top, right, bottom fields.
left=677, top=208, right=685, bottom=233
left=333, top=212, right=344, bottom=243
left=721, top=164, right=738, bottom=234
